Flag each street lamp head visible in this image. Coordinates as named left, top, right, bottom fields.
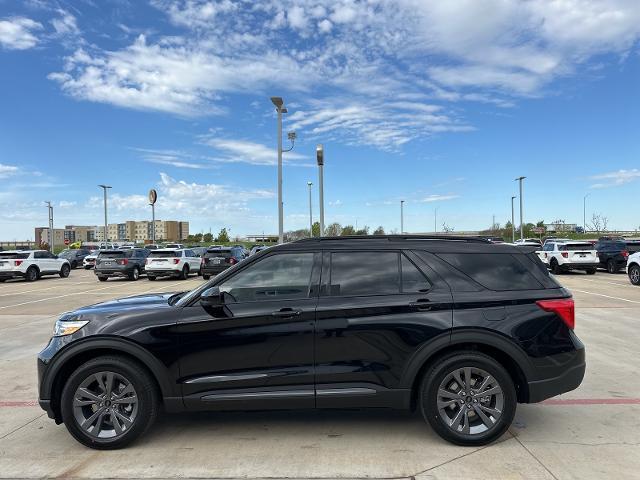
left=270, top=97, right=284, bottom=108
left=307, top=181, right=313, bottom=186
left=316, top=144, right=324, bottom=165
left=514, top=176, right=526, bottom=181
left=98, top=184, right=112, bottom=189
left=287, top=131, right=297, bottom=141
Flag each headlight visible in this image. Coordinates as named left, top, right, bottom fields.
left=53, top=318, right=89, bottom=336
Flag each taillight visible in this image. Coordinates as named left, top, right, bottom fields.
left=173, top=258, right=180, bottom=264
left=14, top=260, right=23, bottom=266
left=561, top=252, right=568, bottom=258
left=536, top=298, right=575, bottom=329
left=145, top=259, right=149, bottom=265
left=116, top=259, right=128, bottom=265
left=229, top=257, right=237, bottom=265
left=622, top=250, right=629, bottom=259
left=201, top=257, right=205, bottom=264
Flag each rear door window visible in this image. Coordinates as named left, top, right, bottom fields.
left=437, top=253, right=544, bottom=291
left=329, top=251, right=400, bottom=296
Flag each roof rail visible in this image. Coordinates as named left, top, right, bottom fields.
left=293, top=235, right=490, bottom=244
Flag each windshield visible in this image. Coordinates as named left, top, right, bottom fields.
left=0, top=252, right=29, bottom=259
left=149, top=251, right=179, bottom=258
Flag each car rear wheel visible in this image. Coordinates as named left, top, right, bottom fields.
left=147, top=276, right=156, bottom=281
left=419, top=351, right=516, bottom=446
left=84, top=266, right=91, bottom=270
left=60, top=356, right=158, bottom=449
left=97, top=276, right=108, bottom=282
left=129, top=267, right=140, bottom=281
left=629, top=265, right=640, bottom=285
left=606, top=259, right=619, bottom=274
left=25, top=266, right=39, bottom=282
left=59, top=264, right=70, bottom=278
left=550, top=259, right=562, bottom=275
left=179, top=265, right=189, bottom=280
left=202, top=274, right=211, bottom=280
left=586, top=268, right=596, bottom=275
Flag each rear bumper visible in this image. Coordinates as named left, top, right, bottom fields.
left=146, top=269, right=181, bottom=277
left=94, top=268, right=131, bottom=277
left=202, top=265, right=230, bottom=275
left=560, top=262, right=598, bottom=270
left=526, top=334, right=586, bottom=403
left=0, top=271, right=24, bottom=279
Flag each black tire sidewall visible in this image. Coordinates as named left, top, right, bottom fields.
left=26, top=267, right=38, bottom=282
left=60, top=265, right=70, bottom=277
left=630, top=266, right=640, bottom=285
left=420, top=352, right=517, bottom=446
left=60, top=356, right=157, bottom=450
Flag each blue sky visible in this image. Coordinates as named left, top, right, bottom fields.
left=1, top=0, right=639, bottom=241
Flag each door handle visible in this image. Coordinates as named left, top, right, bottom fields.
left=410, top=299, right=433, bottom=311
left=271, top=308, right=302, bottom=318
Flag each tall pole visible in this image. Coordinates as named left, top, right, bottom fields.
left=316, top=144, right=325, bottom=236
left=307, top=182, right=313, bottom=236
left=400, top=200, right=404, bottom=234
left=434, top=207, right=438, bottom=233
left=150, top=203, right=156, bottom=244
left=45, top=201, right=54, bottom=252
left=277, top=108, right=283, bottom=243
left=98, top=185, right=112, bottom=245
left=583, top=193, right=590, bottom=233
left=515, top=177, right=525, bottom=240
left=511, top=196, right=516, bottom=242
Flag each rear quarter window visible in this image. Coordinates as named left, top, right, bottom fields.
left=437, top=253, right=544, bottom=291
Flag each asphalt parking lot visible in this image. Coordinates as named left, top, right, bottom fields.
left=0, top=269, right=638, bottom=480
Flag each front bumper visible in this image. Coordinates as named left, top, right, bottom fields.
left=527, top=333, right=586, bottom=403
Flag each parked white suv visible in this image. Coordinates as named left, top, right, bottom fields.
left=145, top=248, right=201, bottom=280
left=627, top=252, right=640, bottom=286
left=0, top=250, right=71, bottom=282
left=537, top=241, right=598, bottom=275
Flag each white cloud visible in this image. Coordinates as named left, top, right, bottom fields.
left=58, top=200, right=77, bottom=208
left=51, top=9, right=79, bottom=37
left=0, top=163, right=19, bottom=178
left=589, top=169, right=640, bottom=188
left=422, top=194, right=460, bottom=202
left=134, top=147, right=216, bottom=169
left=329, top=199, right=342, bottom=206
left=201, top=137, right=310, bottom=166
left=0, top=17, right=42, bottom=50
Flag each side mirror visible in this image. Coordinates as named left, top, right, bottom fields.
left=200, top=286, right=223, bottom=307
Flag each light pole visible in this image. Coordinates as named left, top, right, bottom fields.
left=511, top=196, right=516, bottom=242
left=98, top=185, right=111, bottom=245
left=316, top=144, right=325, bottom=236
left=270, top=97, right=296, bottom=244
left=45, top=201, right=54, bottom=252
left=434, top=207, right=439, bottom=233
left=307, top=181, right=313, bottom=236
left=515, top=176, right=525, bottom=240
left=400, top=200, right=405, bottom=234
left=583, top=193, right=590, bottom=233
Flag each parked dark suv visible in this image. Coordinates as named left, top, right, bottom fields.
left=200, top=246, right=246, bottom=279
left=37, top=236, right=585, bottom=449
left=595, top=239, right=634, bottom=273
left=58, top=249, right=92, bottom=269
left=94, top=248, right=149, bottom=281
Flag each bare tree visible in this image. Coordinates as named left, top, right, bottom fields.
left=588, top=213, right=609, bottom=234
left=442, top=222, right=454, bottom=233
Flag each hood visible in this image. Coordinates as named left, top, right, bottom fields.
left=71, top=292, right=177, bottom=316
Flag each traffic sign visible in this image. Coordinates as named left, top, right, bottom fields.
left=148, top=189, right=157, bottom=205
left=64, top=239, right=70, bottom=245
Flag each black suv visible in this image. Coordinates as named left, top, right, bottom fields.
left=200, top=246, right=246, bottom=279
left=595, top=239, right=631, bottom=273
left=37, top=236, right=585, bottom=449
left=94, top=248, right=149, bottom=281
left=58, top=249, right=92, bottom=269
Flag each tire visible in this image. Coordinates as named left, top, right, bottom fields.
left=84, top=266, right=91, bottom=270
left=97, top=276, right=108, bottom=282
left=606, top=259, right=619, bottom=274
left=59, top=264, right=70, bottom=278
left=147, top=276, right=156, bottom=281
left=129, top=267, right=140, bottom=281
left=629, top=265, right=640, bottom=286
left=202, top=274, right=210, bottom=280
left=0, top=279, right=6, bottom=282
left=60, top=355, right=158, bottom=450
left=419, top=351, right=517, bottom=446
left=179, top=265, right=189, bottom=280
left=551, top=260, right=562, bottom=275
left=25, top=266, right=39, bottom=282
left=586, top=268, right=596, bottom=275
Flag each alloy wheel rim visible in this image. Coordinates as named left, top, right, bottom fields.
left=72, top=371, right=138, bottom=439
left=437, top=366, right=504, bottom=435
left=632, top=268, right=640, bottom=283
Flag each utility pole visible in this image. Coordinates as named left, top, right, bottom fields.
left=511, top=196, right=516, bottom=242
left=98, top=185, right=112, bottom=245
left=583, top=193, right=590, bottom=233
left=316, top=144, right=325, bottom=236
left=492, top=214, right=496, bottom=232
left=434, top=207, right=438, bottom=233
left=307, top=181, right=313, bottom=236
left=400, top=200, right=405, bottom=234
left=148, top=189, right=157, bottom=245
left=515, top=177, right=525, bottom=240
left=45, top=201, right=54, bottom=252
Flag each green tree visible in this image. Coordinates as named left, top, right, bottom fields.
left=373, top=226, right=385, bottom=235
left=203, top=232, right=213, bottom=243
left=194, top=233, right=203, bottom=242
left=311, top=221, right=321, bottom=237
left=341, top=225, right=356, bottom=236
left=216, top=228, right=230, bottom=243
left=355, top=226, right=370, bottom=235
left=325, top=222, right=342, bottom=236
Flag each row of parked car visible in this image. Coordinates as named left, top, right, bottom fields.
left=0, top=244, right=272, bottom=283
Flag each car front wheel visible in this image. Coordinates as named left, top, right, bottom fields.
left=419, top=351, right=516, bottom=446
left=59, top=264, right=70, bottom=278
left=629, top=265, right=640, bottom=285
left=60, top=356, right=158, bottom=449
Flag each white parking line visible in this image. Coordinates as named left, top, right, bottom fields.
left=577, top=278, right=637, bottom=289
left=0, top=282, right=94, bottom=297
left=571, top=289, right=640, bottom=304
